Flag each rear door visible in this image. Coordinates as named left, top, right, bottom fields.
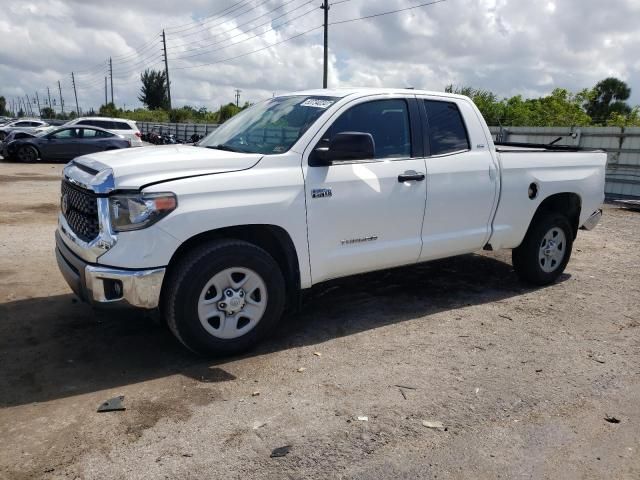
left=416, top=96, right=499, bottom=260
left=77, top=128, right=110, bottom=154
left=303, top=95, right=427, bottom=283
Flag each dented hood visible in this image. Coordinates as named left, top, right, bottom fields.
left=73, top=144, right=262, bottom=189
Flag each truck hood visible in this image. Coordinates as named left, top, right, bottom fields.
left=73, top=145, right=263, bottom=189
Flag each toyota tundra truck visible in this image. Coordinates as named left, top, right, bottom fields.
left=55, top=88, right=605, bottom=355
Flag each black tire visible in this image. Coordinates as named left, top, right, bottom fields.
left=163, top=239, right=286, bottom=356
left=512, top=212, right=573, bottom=285
left=16, top=145, right=39, bottom=162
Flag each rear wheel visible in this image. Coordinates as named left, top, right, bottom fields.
left=16, top=145, right=39, bottom=162
left=512, top=212, right=573, bottom=285
left=163, top=240, right=286, bottom=356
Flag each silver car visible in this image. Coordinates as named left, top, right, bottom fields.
left=0, top=119, right=49, bottom=141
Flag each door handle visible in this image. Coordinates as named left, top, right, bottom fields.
left=398, top=171, right=425, bottom=183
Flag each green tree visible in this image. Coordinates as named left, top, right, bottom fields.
left=0, top=96, right=6, bottom=115
left=607, top=107, right=640, bottom=127
left=446, top=85, right=505, bottom=125
left=138, top=69, right=169, bottom=110
left=217, top=103, right=242, bottom=122
left=40, top=106, right=55, bottom=119
left=585, top=77, right=632, bottom=124
left=445, top=85, right=592, bottom=126
left=169, top=107, right=192, bottom=123
left=99, top=102, right=120, bottom=117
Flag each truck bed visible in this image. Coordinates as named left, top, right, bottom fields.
left=488, top=147, right=607, bottom=250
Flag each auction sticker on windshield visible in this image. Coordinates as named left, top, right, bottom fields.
left=301, top=98, right=335, bottom=109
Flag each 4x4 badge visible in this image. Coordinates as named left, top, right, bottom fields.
left=312, top=188, right=332, bottom=199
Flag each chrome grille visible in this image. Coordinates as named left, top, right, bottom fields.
left=61, top=180, right=99, bottom=242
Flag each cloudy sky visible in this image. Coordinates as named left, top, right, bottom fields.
left=1, top=0, right=638, bottom=114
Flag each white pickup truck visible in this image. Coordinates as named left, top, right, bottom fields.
left=55, top=88, right=605, bottom=355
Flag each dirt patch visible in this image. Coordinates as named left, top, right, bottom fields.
left=3, top=202, right=58, bottom=214
left=0, top=161, right=639, bottom=480
left=0, top=174, right=61, bottom=183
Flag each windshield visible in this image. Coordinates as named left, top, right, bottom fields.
left=199, top=95, right=339, bottom=155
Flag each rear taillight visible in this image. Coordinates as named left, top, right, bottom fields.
left=135, top=132, right=142, bottom=138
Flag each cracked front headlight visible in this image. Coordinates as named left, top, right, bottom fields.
left=109, top=192, right=177, bottom=232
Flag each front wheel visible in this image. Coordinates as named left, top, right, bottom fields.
left=163, top=240, right=286, bottom=356
left=512, top=212, right=573, bottom=285
left=16, top=145, right=39, bottom=162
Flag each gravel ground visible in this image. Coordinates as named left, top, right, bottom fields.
left=0, top=160, right=639, bottom=480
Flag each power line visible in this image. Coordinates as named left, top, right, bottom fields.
left=112, top=53, right=165, bottom=77
left=172, top=24, right=323, bottom=70
left=173, top=0, right=446, bottom=74
left=165, top=0, right=251, bottom=34
left=111, top=34, right=163, bottom=61
left=171, top=4, right=318, bottom=61
left=167, top=0, right=309, bottom=53
left=170, top=0, right=275, bottom=41
left=330, top=0, right=447, bottom=26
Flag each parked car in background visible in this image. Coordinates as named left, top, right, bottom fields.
left=0, top=126, right=54, bottom=150
left=64, top=117, right=143, bottom=146
left=0, top=119, right=49, bottom=141
left=4, top=125, right=130, bottom=162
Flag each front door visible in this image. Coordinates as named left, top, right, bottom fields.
left=303, top=96, right=427, bottom=284
left=46, top=127, right=82, bottom=160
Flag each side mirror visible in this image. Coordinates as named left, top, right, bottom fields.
left=309, top=132, right=375, bottom=166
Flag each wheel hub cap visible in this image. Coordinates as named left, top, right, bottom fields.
left=538, top=227, right=566, bottom=273
left=218, top=288, right=246, bottom=315
left=197, top=267, right=268, bottom=340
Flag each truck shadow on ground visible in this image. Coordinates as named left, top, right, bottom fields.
left=0, top=253, right=568, bottom=408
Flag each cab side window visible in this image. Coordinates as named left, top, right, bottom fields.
left=51, top=128, right=80, bottom=139
left=423, top=100, right=470, bottom=155
left=325, top=99, right=411, bottom=159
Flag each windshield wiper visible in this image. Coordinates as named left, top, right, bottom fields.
left=206, top=144, right=249, bottom=153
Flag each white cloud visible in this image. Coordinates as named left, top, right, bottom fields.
left=0, top=0, right=638, bottom=114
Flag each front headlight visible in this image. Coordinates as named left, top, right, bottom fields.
left=109, top=192, right=177, bottom=232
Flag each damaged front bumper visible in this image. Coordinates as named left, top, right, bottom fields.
left=56, top=231, right=165, bottom=309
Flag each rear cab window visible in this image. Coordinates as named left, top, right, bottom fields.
left=423, top=100, right=470, bottom=156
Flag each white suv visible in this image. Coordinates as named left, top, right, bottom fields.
left=65, top=117, right=143, bottom=146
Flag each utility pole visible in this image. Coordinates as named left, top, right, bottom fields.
left=25, top=94, right=33, bottom=115
left=47, top=87, right=52, bottom=113
left=235, top=89, right=241, bottom=107
left=71, top=72, right=80, bottom=116
left=109, top=57, right=114, bottom=104
left=35, top=92, right=41, bottom=117
left=321, top=2, right=329, bottom=88
left=58, top=80, right=65, bottom=115
left=162, top=30, right=172, bottom=110
left=104, top=77, right=108, bottom=106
